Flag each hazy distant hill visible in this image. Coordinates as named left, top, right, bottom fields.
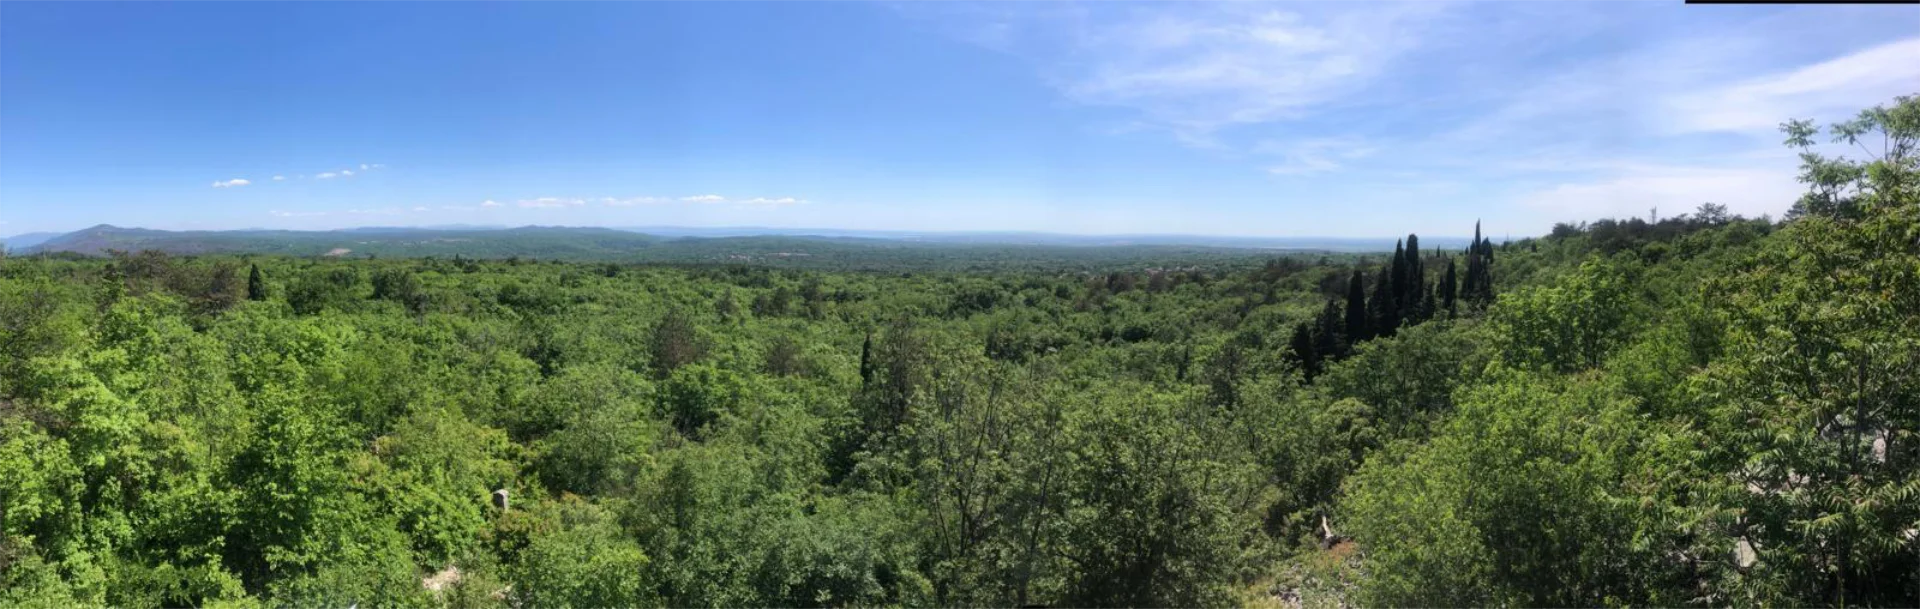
left=24, top=225, right=663, bottom=259
left=14, top=224, right=1336, bottom=271
left=2, top=231, right=65, bottom=252
left=616, top=226, right=1467, bottom=251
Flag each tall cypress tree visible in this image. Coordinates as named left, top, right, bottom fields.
left=1460, top=221, right=1485, bottom=308
left=1442, top=256, right=1457, bottom=315
left=1459, top=221, right=1499, bottom=308
left=858, top=332, right=874, bottom=388
left=1390, top=239, right=1408, bottom=318
left=1370, top=262, right=1398, bottom=338
left=1419, top=284, right=1436, bottom=322
left=1288, top=322, right=1319, bottom=381
left=1345, top=271, right=1370, bottom=342
left=1404, top=234, right=1425, bottom=323
left=247, top=263, right=266, bottom=301
left=1315, top=299, right=1344, bottom=360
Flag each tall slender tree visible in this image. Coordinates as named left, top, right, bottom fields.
left=1315, top=299, right=1345, bottom=360
left=1345, top=271, right=1370, bottom=342
left=1404, top=234, right=1425, bottom=323
left=1370, top=262, right=1398, bottom=338
left=1389, top=239, right=1409, bottom=317
left=1442, top=256, right=1457, bottom=315
left=859, top=331, right=875, bottom=388
left=1462, top=220, right=1498, bottom=308
left=1287, top=322, right=1319, bottom=381
left=247, top=263, right=266, bottom=301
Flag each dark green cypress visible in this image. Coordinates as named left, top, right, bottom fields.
left=247, top=264, right=266, bottom=301
left=1478, top=234, right=1494, bottom=304
left=1442, top=256, right=1457, bottom=315
left=1315, top=299, right=1344, bottom=360
left=1345, top=270, right=1370, bottom=342
left=1288, top=322, right=1319, bottom=381
left=1370, top=262, right=1398, bottom=338
left=1458, top=221, right=1499, bottom=308
left=1405, top=234, right=1425, bottom=323
left=1461, top=221, right=1486, bottom=308
left=1390, top=239, right=1408, bottom=317
left=858, top=332, right=874, bottom=388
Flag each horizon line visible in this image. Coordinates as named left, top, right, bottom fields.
left=6, top=222, right=1502, bottom=243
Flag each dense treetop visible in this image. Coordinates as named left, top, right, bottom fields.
left=1, top=96, right=1915, bottom=608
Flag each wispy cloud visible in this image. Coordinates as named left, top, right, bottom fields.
left=1514, top=164, right=1801, bottom=222
left=518, top=197, right=587, bottom=208
left=603, top=196, right=670, bottom=206
left=226, top=163, right=382, bottom=186
left=481, top=199, right=503, bottom=208
left=1257, top=137, right=1376, bottom=175
left=907, top=1, right=1914, bottom=232
left=739, top=196, right=805, bottom=206
left=270, top=210, right=329, bottom=218
left=1662, top=37, right=1920, bottom=135
left=498, top=194, right=806, bottom=209
left=916, top=2, right=1451, bottom=143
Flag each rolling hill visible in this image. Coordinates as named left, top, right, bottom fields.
left=13, top=224, right=1326, bottom=271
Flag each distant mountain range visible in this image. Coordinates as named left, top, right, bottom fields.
left=0, top=231, right=65, bottom=252
left=4, top=224, right=1459, bottom=269
left=611, top=226, right=1471, bottom=251
left=11, top=225, right=663, bottom=259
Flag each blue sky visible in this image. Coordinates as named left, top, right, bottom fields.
left=2, top=1, right=1915, bottom=238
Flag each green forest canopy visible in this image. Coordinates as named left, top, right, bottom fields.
left=1, top=96, right=1915, bottom=608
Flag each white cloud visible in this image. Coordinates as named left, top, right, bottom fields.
left=1513, top=164, right=1802, bottom=223
left=340, top=169, right=355, bottom=177
left=212, top=178, right=251, bottom=188
left=930, top=3, right=1450, bottom=141
left=360, top=164, right=371, bottom=170
left=1663, top=37, right=1920, bottom=135
left=739, top=197, right=804, bottom=206
left=481, top=199, right=502, bottom=208
left=518, top=197, right=587, bottom=208
left=1257, top=138, right=1377, bottom=175
left=603, top=196, right=670, bottom=206
left=315, top=172, right=340, bottom=179
left=412, top=206, right=430, bottom=212
left=479, top=194, right=813, bottom=208
left=270, top=210, right=329, bottom=218
left=272, top=175, right=286, bottom=181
